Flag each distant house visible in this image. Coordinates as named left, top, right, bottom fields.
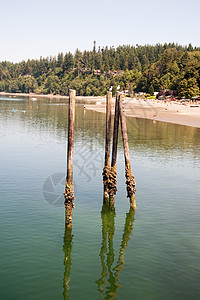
left=156, top=89, right=176, bottom=99
left=123, top=89, right=129, bottom=95
left=113, top=70, right=124, bottom=76
left=192, top=96, right=200, bottom=101
left=81, top=68, right=90, bottom=73
left=105, top=70, right=125, bottom=76
left=113, top=70, right=118, bottom=76
left=94, top=70, right=101, bottom=75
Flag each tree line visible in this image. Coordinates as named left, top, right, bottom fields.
left=0, top=42, right=200, bottom=98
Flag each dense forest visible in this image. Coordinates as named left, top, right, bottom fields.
left=0, top=42, right=200, bottom=98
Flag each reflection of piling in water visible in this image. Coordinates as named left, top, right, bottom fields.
left=113, top=208, right=135, bottom=288
left=64, top=89, right=76, bottom=226
left=63, top=226, right=74, bottom=300
left=108, top=92, right=120, bottom=207
left=96, top=203, right=116, bottom=295
left=118, top=94, right=136, bottom=209
left=96, top=205, right=135, bottom=299
left=103, top=92, right=112, bottom=204
left=106, top=208, right=135, bottom=299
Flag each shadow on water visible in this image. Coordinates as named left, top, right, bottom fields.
left=63, top=226, right=74, bottom=300
left=96, top=202, right=135, bottom=299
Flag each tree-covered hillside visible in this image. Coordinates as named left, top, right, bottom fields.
left=0, top=42, right=200, bottom=98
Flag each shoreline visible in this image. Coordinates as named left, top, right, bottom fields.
left=1, top=92, right=200, bottom=128
left=85, top=98, right=200, bottom=129
left=0, top=91, right=105, bottom=102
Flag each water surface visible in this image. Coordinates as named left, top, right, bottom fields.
left=0, top=95, right=200, bottom=299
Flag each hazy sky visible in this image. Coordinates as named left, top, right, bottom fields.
left=0, top=0, right=199, bottom=62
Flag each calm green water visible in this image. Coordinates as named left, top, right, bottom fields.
left=0, top=96, right=200, bottom=300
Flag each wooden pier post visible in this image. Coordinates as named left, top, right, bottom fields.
left=64, top=89, right=76, bottom=226
left=118, top=93, right=136, bottom=209
left=102, top=91, right=112, bottom=203
left=109, top=92, right=120, bottom=207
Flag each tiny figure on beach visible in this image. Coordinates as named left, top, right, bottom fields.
left=153, top=115, right=157, bottom=124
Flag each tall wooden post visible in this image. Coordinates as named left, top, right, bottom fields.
left=109, top=92, right=120, bottom=207
left=64, top=89, right=76, bottom=226
left=118, top=93, right=136, bottom=209
left=102, top=91, right=112, bottom=203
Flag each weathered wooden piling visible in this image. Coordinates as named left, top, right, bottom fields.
left=108, top=92, right=120, bottom=207
left=118, top=93, right=136, bottom=209
left=102, top=91, right=112, bottom=203
left=64, top=89, right=76, bottom=226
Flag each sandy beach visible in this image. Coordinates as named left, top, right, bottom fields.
left=85, top=97, right=200, bottom=128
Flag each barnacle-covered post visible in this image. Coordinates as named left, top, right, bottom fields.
left=102, top=91, right=112, bottom=203
left=109, top=92, right=120, bottom=207
left=118, top=93, right=136, bottom=209
left=64, top=89, right=76, bottom=226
